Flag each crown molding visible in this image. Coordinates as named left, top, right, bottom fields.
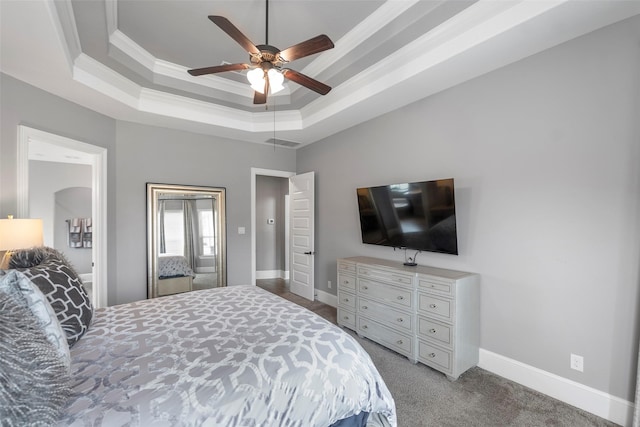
left=73, top=53, right=141, bottom=108
left=47, top=0, right=81, bottom=70
left=19, top=0, right=640, bottom=146
left=299, top=0, right=421, bottom=81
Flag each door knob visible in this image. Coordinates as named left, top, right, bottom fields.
left=304, top=251, right=315, bottom=255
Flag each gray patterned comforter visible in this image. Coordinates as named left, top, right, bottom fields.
left=59, top=286, right=396, bottom=426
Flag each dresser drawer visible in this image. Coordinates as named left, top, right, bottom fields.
left=358, top=278, right=413, bottom=309
left=338, top=273, right=356, bottom=291
left=417, top=275, right=454, bottom=297
left=358, top=297, right=413, bottom=333
left=357, top=265, right=413, bottom=288
left=338, top=260, right=356, bottom=274
left=337, top=308, right=356, bottom=330
left=418, top=293, right=452, bottom=322
left=358, top=317, right=413, bottom=357
left=418, top=340, right=452, bottom=373
left=417, top=316, right=452, bottom=347
left=338, top=291, right=356, bottom=310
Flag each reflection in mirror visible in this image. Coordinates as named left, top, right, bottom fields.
left=147, top=183, right=226, bottom=298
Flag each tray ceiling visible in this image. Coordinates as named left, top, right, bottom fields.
left=2, top=0, right=639, bottom=148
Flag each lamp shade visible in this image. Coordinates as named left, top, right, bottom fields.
left=0, top=218, right=44, bottom=251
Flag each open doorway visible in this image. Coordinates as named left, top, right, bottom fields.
left=250, top=168, right=295, bottom=287
left=255, top=175, right=289, bottom=280
left=251, top=168, right=316, bottom=302
left=17, top=126, right=108, bottom=308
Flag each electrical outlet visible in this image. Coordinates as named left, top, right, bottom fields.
left=328, top=280, right=332, bottom=289
left=570, top=354, right=584, bottom=372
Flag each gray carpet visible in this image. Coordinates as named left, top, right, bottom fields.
left=350, top=332, right=616, bottom=426
left=255, top=280, right=616, bottom=426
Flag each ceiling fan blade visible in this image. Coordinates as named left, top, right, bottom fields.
left=253, top=91, right=267, bottom=104
left=188, top=63, right=250, bottom=76
left=278, top=35, right=334, bottom=62
left=253, top=78, right=269, bottom=104
left=282, top=69, right=331, bottom=95
left=209, top=16, right=261, bottom=55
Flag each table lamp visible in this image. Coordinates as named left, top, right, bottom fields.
left=0, top=215, right=44, bottom=269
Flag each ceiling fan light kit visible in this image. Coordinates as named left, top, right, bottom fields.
left=187, top=0, right=334, bottom=104
left=267, top=68, right=285, bottom=93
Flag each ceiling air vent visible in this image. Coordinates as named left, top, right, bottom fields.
left=265, top=138, right=300, bottom=148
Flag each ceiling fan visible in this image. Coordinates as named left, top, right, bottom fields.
left=188, top=0, right=334, bottom=105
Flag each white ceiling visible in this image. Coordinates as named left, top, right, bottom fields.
left=2, top=0, right=639, bottom=148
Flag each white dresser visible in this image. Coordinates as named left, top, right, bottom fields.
left=337, top=256, right=479, bottom=380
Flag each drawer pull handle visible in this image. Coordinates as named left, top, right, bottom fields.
left=362, top=325, right=368, bottom=329
left=397, top=296, right=404, bottom=300
left=362, top=306, right=368, bottom=310
left=428, top=352, right=436, bottom=358
left=397, top=318, right=404, bottom=323
left=429, top=328, right=436, bottom=334
left=429, top=303, right=437, bottom=308
left=343, top=316, right=349, bottom=320
left=397, top=340, right=403, bottom=345
left=344, top=298, right=349, bottom=302
left=344, top=280, right=349, bottom=284
left=363, top=286, right=369, bottom=290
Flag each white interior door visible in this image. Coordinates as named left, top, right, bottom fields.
left=289, top=172, right=315, bottom=301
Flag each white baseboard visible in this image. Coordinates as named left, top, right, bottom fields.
left=256, top=270, right=287, bottom=280
left=479, top=349, right=634, bottom=426
left=315, top=288, right=337, bottom=307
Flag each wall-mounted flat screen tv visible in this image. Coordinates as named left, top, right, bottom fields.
left=356, top=178, right=458, bottom=255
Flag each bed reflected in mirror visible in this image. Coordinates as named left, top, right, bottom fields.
left=147, top=183, right=226, bottom=298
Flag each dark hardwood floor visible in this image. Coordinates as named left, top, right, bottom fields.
left=256, top=278, right=337, bottom=324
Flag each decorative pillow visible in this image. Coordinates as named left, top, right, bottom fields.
left=8, top=246, right=62, bottom=269
left=0, top=285, right=72, bottom=425
left=0, top=270, right=71, bottom=369
left=11, top=247, right=93, bottom=347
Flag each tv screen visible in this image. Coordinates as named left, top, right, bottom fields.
left=356, top=178, right=458, bottom=255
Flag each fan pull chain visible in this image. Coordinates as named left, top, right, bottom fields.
left=272, top=94, right=276, bottom=151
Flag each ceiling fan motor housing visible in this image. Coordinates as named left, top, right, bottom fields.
left=252, top=44, right=284, bottom=67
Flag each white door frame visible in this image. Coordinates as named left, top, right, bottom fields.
left=250, top=167, right=295, bottom=286
left=17, top=126, right=108, bottom=308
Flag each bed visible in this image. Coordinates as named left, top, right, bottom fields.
left=1, top=248, right=397, bottom=427
left=157, top=254, right=196, bottom=296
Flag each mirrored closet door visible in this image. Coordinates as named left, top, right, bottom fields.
left=147, top=183, right=226, bottom=298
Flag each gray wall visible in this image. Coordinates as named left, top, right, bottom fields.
left=114, top=121, right=296, bottom=304
left=28, top=160, right=91, bottom=250
left=0, top=74, right=296, bottom=305
left=296, top=16, right=640, bottom=401
left=54, top=186, right=92, bottom=274
left=256, top=175, right=288, bottom=273
left=29, top=161, right=92, bottom=274
left=0, top=73, right=117, bottom=301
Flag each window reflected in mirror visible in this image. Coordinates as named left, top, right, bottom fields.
left=147, top=184, right=226, bottom=298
